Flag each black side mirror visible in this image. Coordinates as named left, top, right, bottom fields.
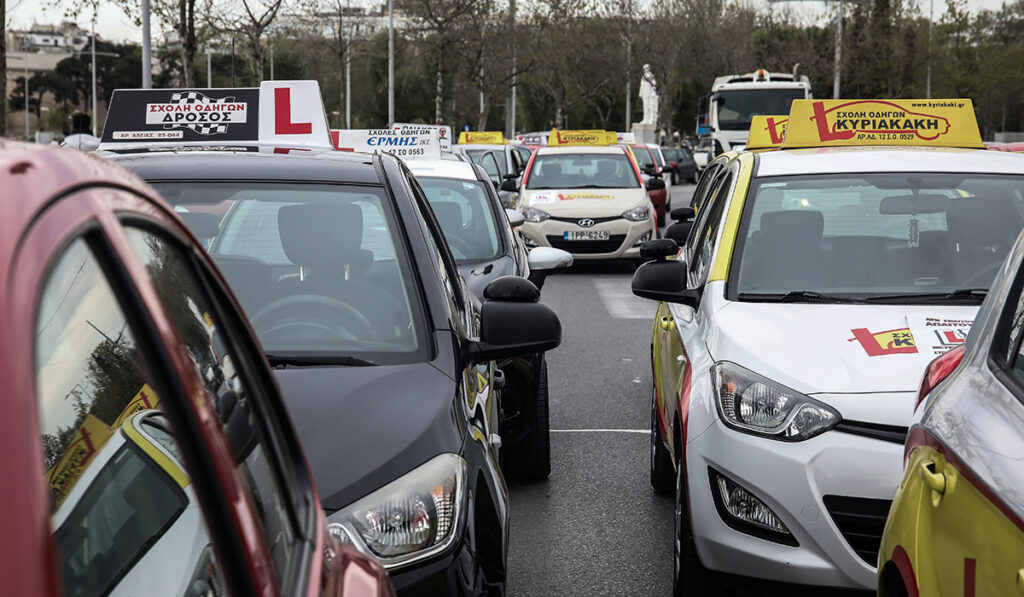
left=502, top=172, right=518, bottom=180
left=662, top=165, right=673, bottom=174
left=670, top=207, right=695, bottom=222
left=500, top=178, right=519, bottom=193
left=466, top=276, right=561, bottom=362
left=646, top=177, right=666, bottom=191
left=632, top=240, right=701, bottom=308
left=665, top=222, right=692, bottom=243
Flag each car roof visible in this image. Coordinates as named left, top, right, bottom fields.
left=106, top=149, right=384, bottom=184
left=537, top=145, right=626, bottom=156
left=456, top=144, right=508, bottom=151
left=755, top=146, right=1024, bottom=177
left=406, top=159, right=479, bottom=181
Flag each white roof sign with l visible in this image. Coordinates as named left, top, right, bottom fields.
left=99, top=80, right=334, bottom=151
left=331, top=128, right=442, bottom=160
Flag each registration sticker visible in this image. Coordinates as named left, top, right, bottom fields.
left=533, top=193, right=555, bottom=204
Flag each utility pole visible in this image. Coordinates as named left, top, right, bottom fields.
left=833, top=1, right=842, bottom=99
left=270, top=39, right=274, bottom=80
left=91, top=17, right=97, bottom=135
left=505, top=0, right=516, bottom=138
left=207, top=49, right=212, bottom=87
left=142, top=0, right=152, bottom=88
left=625, top=0, right=632, bottom=130
left=231, top=38, right=235, bottom=86
left=345, top=8, right=352, bottom=128
left=1, top=0, right=7, bottom=138
left=926, top=0, right=933, bottom=98
left=388, top=0, right=395, bottom=126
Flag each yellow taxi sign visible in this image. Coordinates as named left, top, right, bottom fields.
left=458, top=131, right=506, bottom=145
left=547, top=129, right=617, bottom=146
left=745, top=115, right=788, bottom=150
left=47, top=414, right=114, bottom=507
left=782, top=99, right=983, bottom=149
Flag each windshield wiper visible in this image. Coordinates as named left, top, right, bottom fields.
left=738, top=290, right=866, bottom=304
left=265, top=354, right=376, bottom=368
left=864, top=288, right=988, bottom=304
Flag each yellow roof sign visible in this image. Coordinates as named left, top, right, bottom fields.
left=547, top=129, right=617, bottom=146
left=745, top=115, right=788, bottom=150
left=458, top=131, right=506, bottom=144
left=782, top=99, right=983, bottom=149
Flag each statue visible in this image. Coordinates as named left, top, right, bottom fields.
left=639, top=64, right=659, bottom=125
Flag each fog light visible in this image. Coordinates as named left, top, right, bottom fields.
left=632, top=232, right=652, bottom=247
left=709, top=468, right=797, bottom=545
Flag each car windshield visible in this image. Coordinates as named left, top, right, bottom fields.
left=151, top=182, right=427, bottom=364
left=650, top=148, right=665, bottom=167
left=418, top=177, right=502, bottom=263
left=715, top=88, right=806, bottom=131
left=55, top=442, right=187, bottom=597
left=732, top=173, right=1024, bottom=300
left=526, top=152, right=640, bottom=189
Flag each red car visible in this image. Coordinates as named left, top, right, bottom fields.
left=0, top=142, right=394, bottom=597
left=629, top=143, right=668, bottom=225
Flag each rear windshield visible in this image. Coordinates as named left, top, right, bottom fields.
left=418, top=177, right=502, bottom=263
left=526, top=152, right=640, bottom=190
left=731, top=173, right=1024, bottom=300
left=152, top=182, right=429, bottom=365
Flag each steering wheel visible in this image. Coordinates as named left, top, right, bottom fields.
left=250, top=294, right=377, bottom=343
left=961, top=261, right=1002, bottom=289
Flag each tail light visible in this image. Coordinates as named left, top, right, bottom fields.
left=915, top=345, right=965, bottom=410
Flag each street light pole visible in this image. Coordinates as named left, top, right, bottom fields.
left=833, top=0, right=842, bottom=99
left=207, top=49, right=212, bottom=87
left=388, top=0, right=395, bottom=126
left=141, top=0, right=152, bottom=88
left=346, top=6, right=352, bottom=128
left=505, top=0, right=516, bottom=138
left=91, top=17, right=97, bottom=135
left=625, top=0, right=632, bottom=130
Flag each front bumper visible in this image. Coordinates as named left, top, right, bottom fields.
left=519, top=216, right=656, bottom=260
left=389, top=536, right=501, bottom=597
left=686, top=419, right=903, bottom=590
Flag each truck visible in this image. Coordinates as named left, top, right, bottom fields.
left=696, top=68, right=812, bottom=160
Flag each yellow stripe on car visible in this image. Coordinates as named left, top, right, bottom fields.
left=122, top=418, right=190, bottom=489
left=709, top=153, right=754, bottom=282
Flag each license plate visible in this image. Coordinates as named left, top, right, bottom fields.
left=563, top=230, right=610, bottom=241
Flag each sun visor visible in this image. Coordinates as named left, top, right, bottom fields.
left=745, top=115, right=788, bottom=150
left=99, top=80, right=334, bottom=152
left=331, top=128, right=443, bottom=160
left=782, top=99, right=984, bottom=149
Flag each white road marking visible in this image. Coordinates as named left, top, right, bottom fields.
left=592, top=277, right=657, bottom=319
left=550, top=429, right=650, bottom=434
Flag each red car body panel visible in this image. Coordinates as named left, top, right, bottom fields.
left=628, top=144, right=667, bottom=219
left=0, top=143, right=393, bottom=597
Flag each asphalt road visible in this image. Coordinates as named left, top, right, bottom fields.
left=506, top=182, right=874, bottom=597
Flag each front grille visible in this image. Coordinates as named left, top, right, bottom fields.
left=546, top=235, right=626, bottom=254
left=823, top=495, right=892, bottom=566
left=835, top=420, right=908, bottom=444
left=548, top=215, right=622, bottom=224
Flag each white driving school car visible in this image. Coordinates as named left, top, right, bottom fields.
left=632, top=99, right=1024, bottom=594
left=511, top=130, right=660, bottom=261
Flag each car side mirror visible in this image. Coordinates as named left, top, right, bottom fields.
left=527, top=246, right=573, bottom=290
left=502, top=172, right=518, bottom=180
left=646, top=177, right=666, bottom=191
left=505, top=208, right=525, bottom=229
left=665, top=222, right=692, bottom=243
left=661, top=165, right=673, bottom=174
left=500, top=178, right=519, bottom=193
left=632, top=240, right=701, bottom=308
left=670, top=207, right=695, bottom=222
left=466, top=276, right=562, bottom=362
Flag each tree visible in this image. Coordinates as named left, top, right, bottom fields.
left=205, top=0, right=287, bottom=84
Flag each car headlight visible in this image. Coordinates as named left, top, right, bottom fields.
left=711, top=362, right=840, bottom=441
left=326, top=453, right=466, bottom=568
left=523, top=206, right=550, bottom=223
left=622, top=205, right=650, bottom=222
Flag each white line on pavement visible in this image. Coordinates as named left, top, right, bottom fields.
left=592, top=278, right=656, bottom=319
left=550, top=429, right=650, bottom=434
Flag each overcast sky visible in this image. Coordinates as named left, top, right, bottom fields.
left=8, top=0, right=1014, bottom=44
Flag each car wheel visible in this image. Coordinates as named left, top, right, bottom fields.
left=650, top=386, right=674, bottom=494
left=503, top=359, right=551, bottom=480
left=673, top=461, right=717, bottom=596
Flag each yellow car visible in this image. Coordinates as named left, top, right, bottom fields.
left=877, top=227, right=1024, bottom=595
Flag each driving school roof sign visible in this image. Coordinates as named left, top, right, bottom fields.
left=745, top=115, right=787, bottom=150
left=458, top=131, right=506, bottom=145
left=782, top=99, right=983, bottom=149
left=99, top=80, right=334, bottom=151
left=547, top=129, right=617, bottom=146
left=331, top=128, right=442, bottom=160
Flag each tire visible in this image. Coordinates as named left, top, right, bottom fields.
left=503, top=359, right=551, bottom=480
left=650, top=386, right=674, bottom=494
left=673, top=460, right=717, bottom=596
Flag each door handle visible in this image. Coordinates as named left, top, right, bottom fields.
left=676, top=355, right=685, bottom=367
left=919, top=460, right=947, bottom=496
left=659, top=316, right=675, bottom=332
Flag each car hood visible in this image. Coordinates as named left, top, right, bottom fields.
left=707, top=301, right=978, bottom=397
left=274, top=360, right=462, bottom=511
left=521, top=187, right=647, bottom=217
left=457, top=255, right=519, bottom=300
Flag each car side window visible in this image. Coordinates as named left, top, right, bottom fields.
left=404, top=171, right=466, bottom=313
left=480, top=152, right=503, bottom=185
left=34, top=237, right=226, bottom=597
left=123, top=225, right=299, bottom=587
left=691, top=162, right=722, bottom=212
left=688, top=171, right=735, bottom=285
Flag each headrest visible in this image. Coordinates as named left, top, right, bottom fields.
left=278, top=202, right=366, bottom=276
left=543, top=162, right=562, bottom=178
left=760, top=210, right=824, bottom=249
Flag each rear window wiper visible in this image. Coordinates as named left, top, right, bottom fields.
left=738, top=290, right=866, bottom=304
left=266, top=354, right=376, bottom=368
left=864, top=288, right=988, bottom=304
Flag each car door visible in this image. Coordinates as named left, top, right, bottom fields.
left=479, top=151, right=505, bottom=189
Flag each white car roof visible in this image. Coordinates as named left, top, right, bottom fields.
left=756, top=147, right=1024, bottom=177
left=406, top=159, right=480, bottom=181
left=535, top=145, right=628, bottom=156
